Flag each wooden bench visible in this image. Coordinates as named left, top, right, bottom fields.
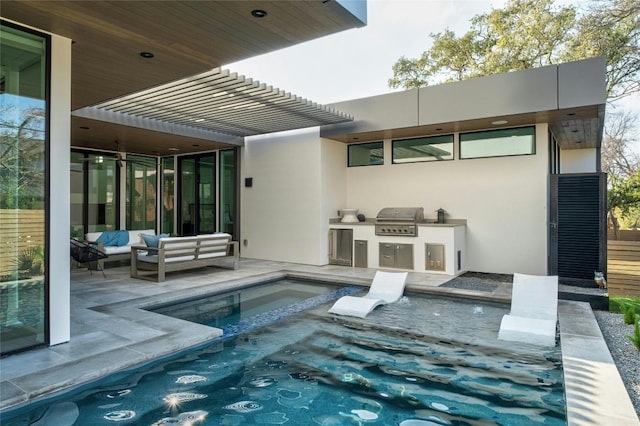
left=130, top=233, right=238, bottom=282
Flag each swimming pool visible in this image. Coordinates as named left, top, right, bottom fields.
left=1, top=285, right=565, bottom=425
left=147, top=279, right=349, bottom=330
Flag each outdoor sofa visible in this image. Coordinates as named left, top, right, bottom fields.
left=130, top=233, right=238, bottom=282
left=84, top=229, right=155, bottom=269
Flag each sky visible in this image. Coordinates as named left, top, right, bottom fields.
left=227, top=0, right=638, bottom=116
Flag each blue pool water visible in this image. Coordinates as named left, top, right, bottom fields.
left=1, top=283, right=565, bottom=425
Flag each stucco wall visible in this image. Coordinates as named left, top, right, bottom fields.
left=561, top=148, right=598, bottom=173
left=241, top=124, right=549, bottom=275
left=49, top=34, right=72, bottom=345
left=344, top=124, right=550, bottom=275
left=241, top=128, right=329, bottom=265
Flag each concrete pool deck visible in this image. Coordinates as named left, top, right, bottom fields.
left=0, top=259, right=638, bottom=425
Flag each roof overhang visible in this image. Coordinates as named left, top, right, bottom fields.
left=1, top=1, right=366, bottom=110
left=321, top=58, right=607, bottom=150
left=72, top=68, right=353, bottom=154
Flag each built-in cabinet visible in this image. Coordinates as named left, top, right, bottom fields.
left=328, top=221, right=466, bottom=275
left=379, top=242, right=414, bottom=269
left=354, top=240, right=368, bottom=268
left=328, top=228, right=353, bottom=266
left=426, top=243, right=445, bottom=271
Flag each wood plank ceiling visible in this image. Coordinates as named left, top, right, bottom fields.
left=1, top=1, right=366, bottom=155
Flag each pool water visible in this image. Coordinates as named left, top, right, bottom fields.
left=148, top=279, right=342, bottom=330
left=2, top=290, right=565, bottom=425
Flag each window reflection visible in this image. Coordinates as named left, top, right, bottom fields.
left=0, top=23, right=48, bottom=354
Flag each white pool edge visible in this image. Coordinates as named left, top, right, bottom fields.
left=559, top=300, right=639, bottom=425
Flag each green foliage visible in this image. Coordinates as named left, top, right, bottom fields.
left=626, top=315, right=640, bottom=351
left=11, top=246, right=44, bottom=279
left=608, top=172, right=640, bottom=220
left=621, top=303, right=639, bottom=324
left=610, top=295, right=640, bottom=313
left=389, top=0, right=640, bottom=101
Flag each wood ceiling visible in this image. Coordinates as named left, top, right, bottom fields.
left=2, top=0, right=365, bottom=154
left=325, top=106, right=605, bottom=150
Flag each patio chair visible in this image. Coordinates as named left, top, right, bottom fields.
left=328, top=271, right=408, bottom=318
left=498, top=273, right=558, bottom=346
left=70, top=238, right=108, bottom=278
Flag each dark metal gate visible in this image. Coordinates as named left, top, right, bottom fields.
left=549, top=173, right=607, bottom=283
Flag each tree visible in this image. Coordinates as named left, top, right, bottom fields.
left=389, top=0, right=640, bottom=233
left=602, top=112, right=640, bottom=235
left=0, top=106, right=46, bottom=209
left=389, top=0, right=640, bottom=101
left=608, top=172, right=640, bottom=237
left=602, top=111, right=640, bottom=178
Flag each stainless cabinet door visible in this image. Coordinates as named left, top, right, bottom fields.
left=354, top=240, right=368, bottom=268
left=396, top=243, right=414, bottom=270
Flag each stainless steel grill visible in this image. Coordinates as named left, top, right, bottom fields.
left=375, top=207, right=424, bottom=237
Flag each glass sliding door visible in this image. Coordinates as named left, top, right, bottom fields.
left=161, top=157, right=175, bottom=235
left=125, top=155, right=157, bottom=231
left=88, top=154, right=117, bottom=233
left=0, top=22, right=49, bottom=354
left=178, top=153, right=216, bottom=235
left=198, top=155, right=216, bottom=234
left=220, top=149, right=237, bottom=236
left=69, top=150, right=119, bottom=236
left=70, top=152, right=85, bottom=239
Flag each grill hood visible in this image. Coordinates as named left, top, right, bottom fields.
left=376, top=207, right=424, bottom=223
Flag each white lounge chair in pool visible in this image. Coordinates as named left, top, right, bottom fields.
left=498, top=273, right=558, bottom=346
left=328, top=271, right=408, bottom=318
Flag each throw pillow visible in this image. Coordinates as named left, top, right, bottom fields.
left=142, top=233, right=169, bottom=256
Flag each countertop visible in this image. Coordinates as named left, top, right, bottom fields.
left=329, top=218, right=466, bottom=227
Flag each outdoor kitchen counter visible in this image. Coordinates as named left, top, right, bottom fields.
left=329, top=220, right=466, bottom=275
left=329, top=218, right=467, bottom=227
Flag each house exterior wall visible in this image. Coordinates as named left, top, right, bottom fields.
left=344, top=124, right=549, bottom=275
left=320, top=137, right=348, bottom=262
left=561, top=148, right=598, bottom=173
left=241, top=128, right=328, bottom=265
left=240, top=124, right=549, bottom=275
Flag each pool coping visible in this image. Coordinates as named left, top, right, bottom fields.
left=1, top=269, right=639, bottom=424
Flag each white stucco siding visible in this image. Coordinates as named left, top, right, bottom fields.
left=345, top=124, right=550, bottom=275
left=49, top=34, right=72, bottom=345
left=561, top=148, right=598, bottom=173
left=320, top=138, right=348, bottom=261
left=241, top=129, right=327, bottom=265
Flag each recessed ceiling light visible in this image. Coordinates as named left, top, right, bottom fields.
left=168, top=147, right=180, bottom=151
left=251, top=9, right=267, bottom=18
left=491, top=120, right=508, bottom=125
left=140, top=51, right=154, bottom=59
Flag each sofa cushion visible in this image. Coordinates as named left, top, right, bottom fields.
left=103, top=245, right=132, bottom=255
left=142, top=233, right=170, bottom=254
left=136, top=253, right=195, bottom=263
left=97, top=230, right=129, bottom=247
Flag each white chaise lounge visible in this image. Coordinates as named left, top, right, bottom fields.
left=328, top=271, right=408, bottom=318
left=498, top=273, right=558, bottom=346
